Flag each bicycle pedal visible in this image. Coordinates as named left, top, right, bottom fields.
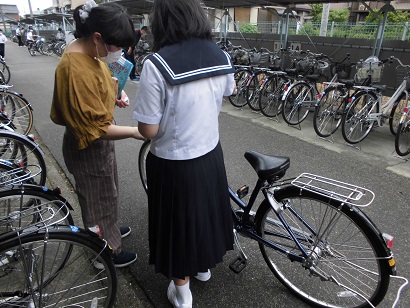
left=229, top=256, right=247, bottom=274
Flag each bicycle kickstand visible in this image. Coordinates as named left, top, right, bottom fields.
left=229, top=229, right=248, bottom=274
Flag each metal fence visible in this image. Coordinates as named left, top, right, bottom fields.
left=230, top=21, right=410, bottom=41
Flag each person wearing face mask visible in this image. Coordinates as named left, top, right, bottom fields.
left=50, top=0, right=145, bottom=268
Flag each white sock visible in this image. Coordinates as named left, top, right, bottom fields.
left=175, top=280, right=192, bottom=305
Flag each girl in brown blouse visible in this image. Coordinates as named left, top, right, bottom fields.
left=50, top=0, right=144, bottom=267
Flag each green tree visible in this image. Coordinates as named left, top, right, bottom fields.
left=310, top=5, right=350, bottom=23
left=329, top=8, right=350, bottom=23
left=310, top=4, right=323, bottom=23
left=365, top=9, right=410, bottom=23
left=239, top=23, right=258, bottom=33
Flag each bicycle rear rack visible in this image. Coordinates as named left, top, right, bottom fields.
left=291, top=173, right=375, bottom=207
left=0, top=165, right=41, bottom=186
left=0, top=201, right=70, bottom=233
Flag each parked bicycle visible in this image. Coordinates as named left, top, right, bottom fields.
left=134, top=39, right=152, bottom=77
left=0, top=184, right=117, bottom=307
left=138, top=139, right=402, bottom=308
left=0, top=130, right=46, bottom=186
left=0, top=56, right=10, bottom=85
left=281, top=52, right=331, bottom=126
left=0, top=85, right=33, bottom=135
left=395, top=104, right=410, bottom=156
left=341, top=56, right=408, bottom=144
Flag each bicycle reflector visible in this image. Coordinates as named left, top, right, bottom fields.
left=403, top=107, right=409, bottom=114
left=317, top=92, right=324, bottom=99
left=382, top=233, right=394, bottom=249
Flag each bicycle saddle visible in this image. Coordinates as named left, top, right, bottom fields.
left=244, top=151, right=290, bottom=182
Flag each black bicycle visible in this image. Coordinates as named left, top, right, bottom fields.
left=138, top=139, right=399, bottom=308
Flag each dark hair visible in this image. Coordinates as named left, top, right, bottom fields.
left=73, top=2, right=135, bottom=47
left=149, top=0, right=212, bottom=52
left=141, top=26, right=148, bottom=31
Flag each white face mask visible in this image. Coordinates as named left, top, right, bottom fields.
left=99, top=44, right=122, bottom=64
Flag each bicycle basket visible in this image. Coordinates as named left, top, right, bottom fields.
left=296, top=57, right=314, bottom=73
left=355, top=56, right=383, bottom=83
left=249, top=51, right=261, bottom=65
left=333, top=63, right=352, bottom=79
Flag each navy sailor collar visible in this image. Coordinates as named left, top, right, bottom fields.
left=148, top=37, right=235, bottom=86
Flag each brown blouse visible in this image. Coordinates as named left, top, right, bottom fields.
left=50, top=52, right=116, bottom=150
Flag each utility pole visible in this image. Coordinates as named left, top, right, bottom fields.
left=320, top=3, right=330, bottom=37
left=27, top=0, right=33, bottom=17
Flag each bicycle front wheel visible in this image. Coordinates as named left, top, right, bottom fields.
left=282, top=81, right=313, bottom=125
left=313, top=86, right=346, bottom=137
left=255, top=185, right=391, bottom=308
left=229, top=69, right=252, bottom=108
left=395, top=118, right=410, bottom=156
left=259, top=75, right=287, bottom=118
left=246, top=71, right=268, bottom=111
left=138, top=139, right=151, bottom=193
left=0, top=226, right=117, bottom=308
left=341, top=91, right=378, bottom=144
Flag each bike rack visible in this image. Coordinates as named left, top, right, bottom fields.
left=0, top=164, right=42, bottom=186
left=291, top=173, right=375, bottom=207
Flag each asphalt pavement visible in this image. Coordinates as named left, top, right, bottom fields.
left=5, top=40, right=410, bottom=308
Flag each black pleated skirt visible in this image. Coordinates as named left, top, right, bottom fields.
left=146, top=142, right=234, bottom=279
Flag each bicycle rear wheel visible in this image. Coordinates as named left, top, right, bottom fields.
left=341, top=91, right=378, bottom=144
left=313, top=86, right=346, bottom=137
left=389, top=92, right=407, bottom=136
left=282, top=81, right=313, bottom=125
left=0, top=184, right=74, bottom=234
left=255, top=185, right=392, bottom=308
left=0, top=131, right=46, bottom=185
left=259, top=75, right=287, bottom=118
left=0, top=226, right=117, bottom=308
left=395, top=119, right=410, bottom=156
left=0, top=62, right=10, bottom=84
left=0, top=91, right=33, bottom=135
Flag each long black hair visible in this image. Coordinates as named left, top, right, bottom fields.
left=149, top=0, right=212, bottom=52
left=73, top=2, right=135, bottom=47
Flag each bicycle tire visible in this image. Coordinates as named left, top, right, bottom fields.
left=395, top=120, right=410, bottom=156
left=259, top=75, right=287, bottom=118
left=341, top=91, right=378, bottom=144
left=0, top=62, right=10, bottom=84
left=389, top=92, right=406, bottom=136
left=255, top=184, right=392, bottom=308
left=0, top=184, right=74, bottom=234
left=229, top=69, right=252, bottom=108
left=282, top=81, right=313, bottom=125
left=41, top=42, right=53, bottom=56
left=135, top=53, right=151, bottom=77
left=28, top=45, right=36, bottom=56
left=313, top=86, right=346, bottom=137
left=0, top=91, right=34, bottom=135
left=138, top=139, right=151, bottom=193
left=0, top=131, right=46, bottom=186
left=0, top=226, right=117, bottom=307
left=246, top=71, right=268, bottom=111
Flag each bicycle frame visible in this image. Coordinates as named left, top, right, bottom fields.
left=229, top=181, right=306, bottom=263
